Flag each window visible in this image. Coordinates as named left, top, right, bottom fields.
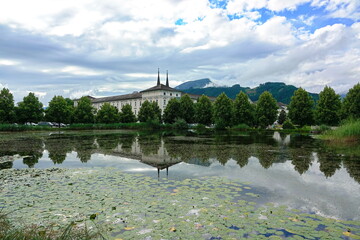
left=163, top=92, right=166, bottom=95
left=164, top=99, right=166, bottom=105
left=135, top=101, right=136, bottom=106
left=170, top=93, right=172, bottom=96
left=176, top=94, right=178, bottom=97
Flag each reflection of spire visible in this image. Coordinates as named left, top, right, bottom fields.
left=157, top=68, right=160, bottom=86
left=166, top=70, right=169, bottom=87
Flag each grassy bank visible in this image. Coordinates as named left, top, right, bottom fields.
left=323, top=120, right=360, bottom=142
left=0, top=213, right=103, bottom=240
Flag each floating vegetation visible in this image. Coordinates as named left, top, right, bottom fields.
left=0, top=168, right=359, bottom=239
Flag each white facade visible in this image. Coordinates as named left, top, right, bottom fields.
left=74, top=74, right=183, bottom=116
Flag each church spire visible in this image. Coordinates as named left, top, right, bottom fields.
left=157, top=68, right=160, bottom=86
left=166, top=70, right=169, bottom=87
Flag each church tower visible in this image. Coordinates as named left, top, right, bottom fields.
left=166, top=70, right=169, bottom=87
left=157, top=68, right=160, bottom=86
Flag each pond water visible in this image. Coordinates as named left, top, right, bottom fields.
left=1, top=130, right=359, bottom=223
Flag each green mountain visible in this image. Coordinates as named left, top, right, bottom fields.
left=179, top=81, right=319, bottom=104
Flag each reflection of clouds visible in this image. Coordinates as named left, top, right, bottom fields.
left=165, top=157, right=360, bottom=221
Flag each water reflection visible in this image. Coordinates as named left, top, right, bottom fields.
left=0, top=131, right=360, bottom=185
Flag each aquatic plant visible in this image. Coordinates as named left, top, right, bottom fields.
left=0, top=168, right=359, bottom=239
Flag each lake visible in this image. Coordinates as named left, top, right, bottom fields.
left=0, top=130, right=359, bottom=239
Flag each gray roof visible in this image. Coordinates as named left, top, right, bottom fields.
left=91, top=92, right=142, bottom=103
left=140, top=84, right=181, bottom=93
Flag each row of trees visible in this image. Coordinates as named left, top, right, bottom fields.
left=0, top=83, right=359, bottom=127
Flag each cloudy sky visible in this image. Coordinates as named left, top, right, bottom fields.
left=0, top=0, right=359, bottom=104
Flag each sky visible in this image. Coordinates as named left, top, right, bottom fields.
left=0, top=0, right=359, bottom=104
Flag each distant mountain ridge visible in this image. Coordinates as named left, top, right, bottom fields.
left=176, top=80, right=319, bottom=104
left=175, top=78, right=213, bottom=90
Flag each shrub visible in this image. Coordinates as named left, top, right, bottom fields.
left=283, top=120, right=295, bottom=129
left=232, top=123, right=250, bottom=131
left=173, top=118, right=188, bottom=129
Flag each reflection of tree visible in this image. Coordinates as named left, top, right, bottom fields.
left=289, top=148, right=312, bottom=175
left=232, top=145, right=251, bottom=168
left=23, top=155, right=41, bottom=168
left=138, top=134, right=161, bottom=156
left=216, top=146, right=232, bottom=166
left=21, top=138, right=43, bottom=168
left=118, top=134, right=136, bottom=154
left=256, top=145, right=278, bottom=169
left=74, top=135, right=96, bottom=163
left=317, top=152, right=342, bottom=178
left=96, top=134, right=120, bottom=153
left=0, top=161, right=13, bottom=169
left=343, top=160, right=360, bottom=184
left=46, top=136, right=73, bottom=164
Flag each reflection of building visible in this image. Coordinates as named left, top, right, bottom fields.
left=74, top=70, right=183, bottom=116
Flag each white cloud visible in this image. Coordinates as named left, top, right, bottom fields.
left=0, top=59, right=19, bottom=66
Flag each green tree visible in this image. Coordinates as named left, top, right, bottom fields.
left=16, top=92, right=43, bottom=123
left=46, top=96, right=73, bottom=125
left=163, top=98, right=181, bottom=124
left=151, top=101, right=162, bottom=122
left=120, top=104, right=137, bottom=123
left=195, top=95, right=213, bottom=125
left=213, top=92, right=233, bottom=129
left=179, top=94, right=195, bottom=123
left=233, top=91, right=255, bottom=126
left=256, top=91, right=278, bottom=128
left=288, top=88, right=314, bottom=126
left=138, top=100, right=155, bottom=122
left=96, top=103, right=119, bottom=123
left=342, top=83, right=360, bottom=119
left=315, top=86, right=341, bottom=125
left=0, top=88, right=15, bottom=123
left=278, top=109, right=287, bottom=125
left=73, top=97, right=95, bottom=123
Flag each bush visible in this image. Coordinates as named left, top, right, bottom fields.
left=173, top=118, right=188, bottom=129
left=232, top=123, right=250, bottom=131
left=283, top=120, right=295, bottom=129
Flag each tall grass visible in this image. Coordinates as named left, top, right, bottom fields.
left=323, top=119, right=360, bottom=141
left=0, top=124, right=52, bottom=132
left=0, top=213, right=105, bottom=240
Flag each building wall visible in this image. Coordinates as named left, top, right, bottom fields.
left=142, top=90, right=182, bottom=113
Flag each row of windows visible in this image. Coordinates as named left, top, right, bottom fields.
left=163, top=92, right=179, bottom=97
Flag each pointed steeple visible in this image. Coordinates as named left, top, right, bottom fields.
left=157, top=68, right=160, bottom=86
left=166, top=70, right=169, bottom=87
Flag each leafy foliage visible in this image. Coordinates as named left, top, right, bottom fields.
left=73, top=97, right=95, bottom=123
left=138, top=100, right=160, bottom=123
left=16, top=92, right=43, bottom=124
left=283, top=120, right=295, bottom=129
left=288, top=88, right=314, bottom=126
left=233, top=91, right=254, bottom=126
left=195, top=95, right=213, bottom=125
left=278, top=109, right=287, bottom=125
left=179, top=94, right=195, bottom=123
left=151, top=101, right=162, bottom=122
left=46, top=96, right=73, bottom=124
left=315, top=86, right=341, bottom=125
left=96, top=103, right=119, bottom=124
left=256, top=91, right=278, bottom=128
left=163, top=98, right=181, bottom=124
left=342, top=83, right=360, bottom=119
left=120, top=104, right=137, bottom=123
left=213, top=92, right=233, bottom=129
left=0, top=88, right=15, bottom=123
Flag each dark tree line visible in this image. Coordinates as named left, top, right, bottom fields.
left=0, top=82, right=359, bottom=127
